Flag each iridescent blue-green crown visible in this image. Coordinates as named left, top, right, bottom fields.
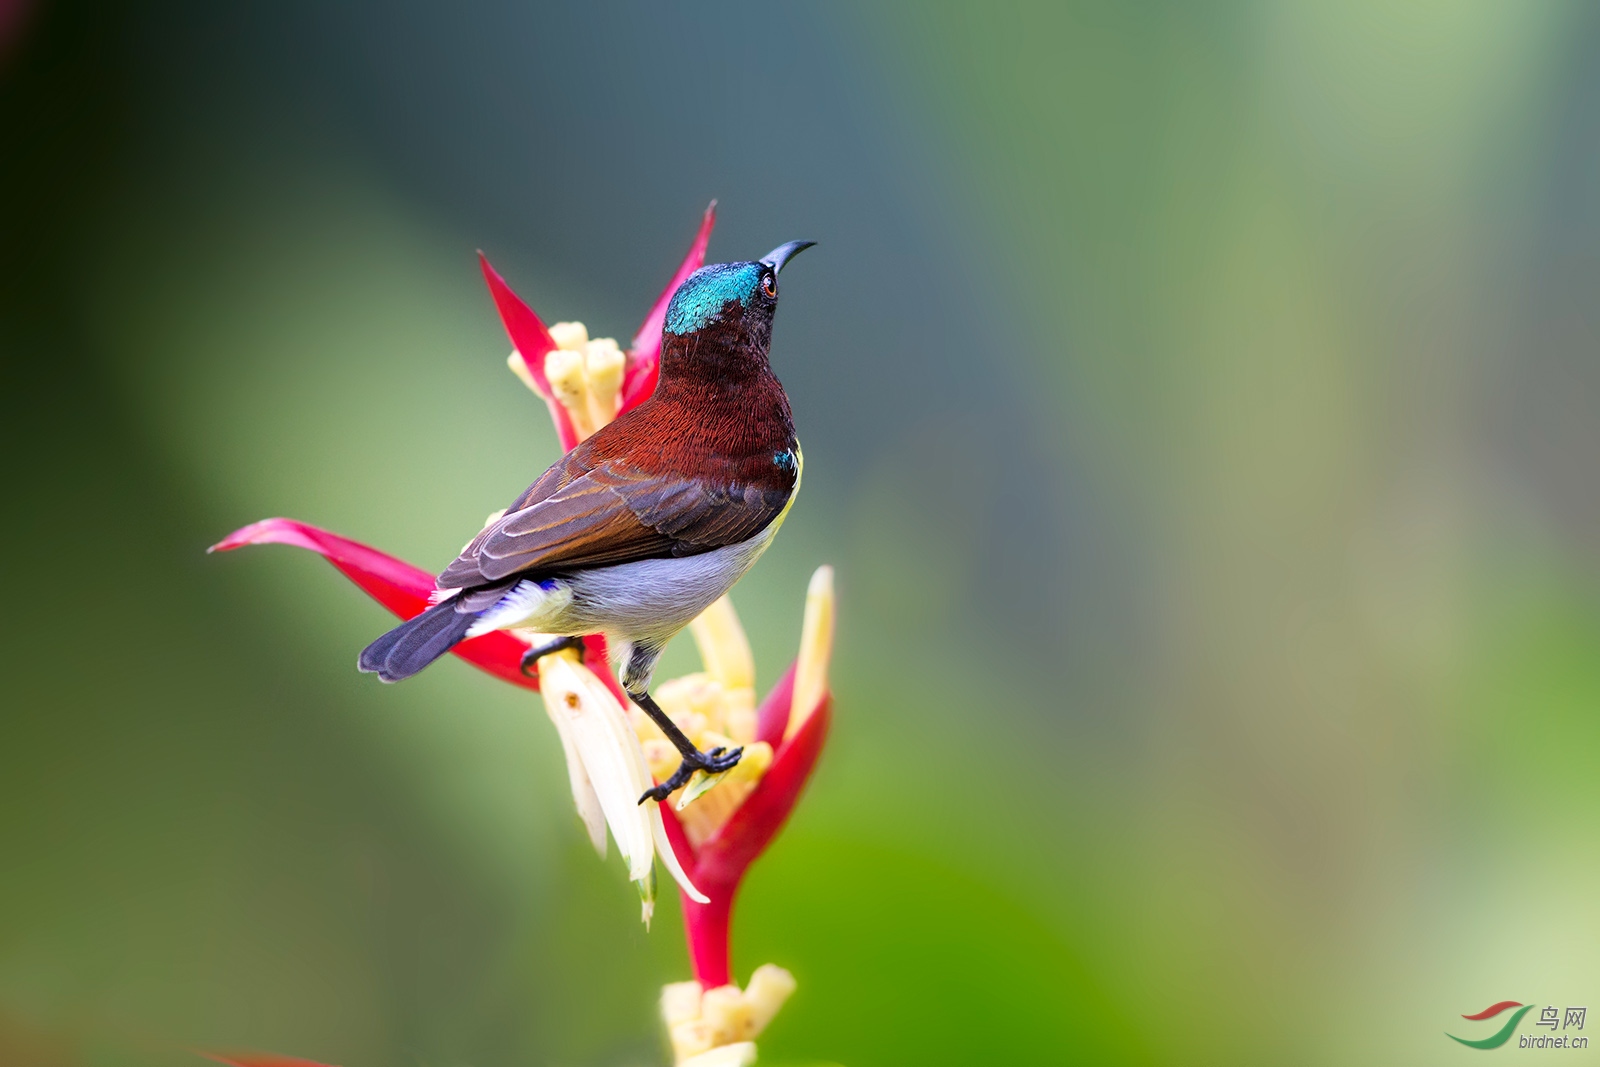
left=664, top=262, right=765, bottom=335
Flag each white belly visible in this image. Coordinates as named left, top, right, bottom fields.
left=467, top=524, right=780, bottom=646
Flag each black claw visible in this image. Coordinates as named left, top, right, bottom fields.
left=638, top=779, right=680, bottom=805
left=638, top=760, right=694, bottom=804
left=635, top=745, right=745, bottom=805
left=519, top=635, right=585, bottom=677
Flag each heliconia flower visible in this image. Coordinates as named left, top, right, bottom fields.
left=209, top=517, right=552, bottom=691
left=211, top=205, right=724, bottom=917
left=209, top=203, right=837, bottom=1066
left=643, top=569, right=834, bottom=1065
left=480, top=205, right=834, bottom=994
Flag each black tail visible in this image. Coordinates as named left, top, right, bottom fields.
left=359, top=600, right=478, bottom=683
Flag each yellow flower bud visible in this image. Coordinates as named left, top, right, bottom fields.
left=788, top=565, right=834, bottom=740
left=690, top=596, right=757, bottom=743
left=690, top=596, right=755, bottom=692
left=743, top=964, right=796, bottom=1036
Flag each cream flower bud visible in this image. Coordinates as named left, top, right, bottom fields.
left=584, top=337, right=626, bottom=429
left=669, top=1018, right=716, bottom=1063
left=657, top=673, right=720, bottom=723
left=548, top=320, right=589, bottom=350
left=743, top=964, right=796, bottom=1035
left=661, top=981, right=704, bottom=1028
left=644, top=677, right=712, bottom=745
left=503, top=311, right=629, bottom=451
left=701, top=985, right=754, bottom=1045
left=640, top=736, right=680, bottom=785
left=506, top=350, right=540, bottom=394
left=544, top=348, right=597, bottom=441
left=659, top=965, right=794, bottom=1065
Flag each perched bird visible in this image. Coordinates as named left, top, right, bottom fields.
left=359, top=240, right=815, bottom=802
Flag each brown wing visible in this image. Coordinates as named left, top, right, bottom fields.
left=436, top=457, right=791, bottom=589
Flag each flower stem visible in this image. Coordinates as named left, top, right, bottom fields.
left=683, top=882, right=736, bottom=988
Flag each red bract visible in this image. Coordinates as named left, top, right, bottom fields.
left=207, top=518, right=626, bottom=703
left=483, top=201, right=716, bottom=452
left=659, top=667, right=832, bottom=989
left=623, top=201, right=717, bottom=411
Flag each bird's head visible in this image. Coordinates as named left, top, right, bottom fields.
left=660, top=241, right=814, bottom=375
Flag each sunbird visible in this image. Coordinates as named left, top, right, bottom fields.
left=359, top=240, right=815, bottom=802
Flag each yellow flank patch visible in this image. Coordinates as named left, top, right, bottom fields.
left=771, top=441, right=802, bottom=531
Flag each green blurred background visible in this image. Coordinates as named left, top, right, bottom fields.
left=4, top=1, right=1599, bottom=1064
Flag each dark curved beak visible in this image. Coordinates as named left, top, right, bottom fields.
left=760, top=240, right=816, bottom=274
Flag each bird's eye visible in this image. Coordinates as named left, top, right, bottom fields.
left=761, top=272, right=778, bottom=298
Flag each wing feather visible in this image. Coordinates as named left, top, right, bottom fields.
left=435, top=458, right=788, bottom=589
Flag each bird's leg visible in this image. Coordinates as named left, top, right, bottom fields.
left=629, top=687, right=743, bottom=804
left=519, top=635, right=586, bottom=677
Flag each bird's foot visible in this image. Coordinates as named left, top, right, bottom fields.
left=519, top=635, right=585, bottom=677
left=638, top=746, right=744, bottom=804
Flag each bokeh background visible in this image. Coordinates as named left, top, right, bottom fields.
left=4, top=1, right=1600, bottom=1064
